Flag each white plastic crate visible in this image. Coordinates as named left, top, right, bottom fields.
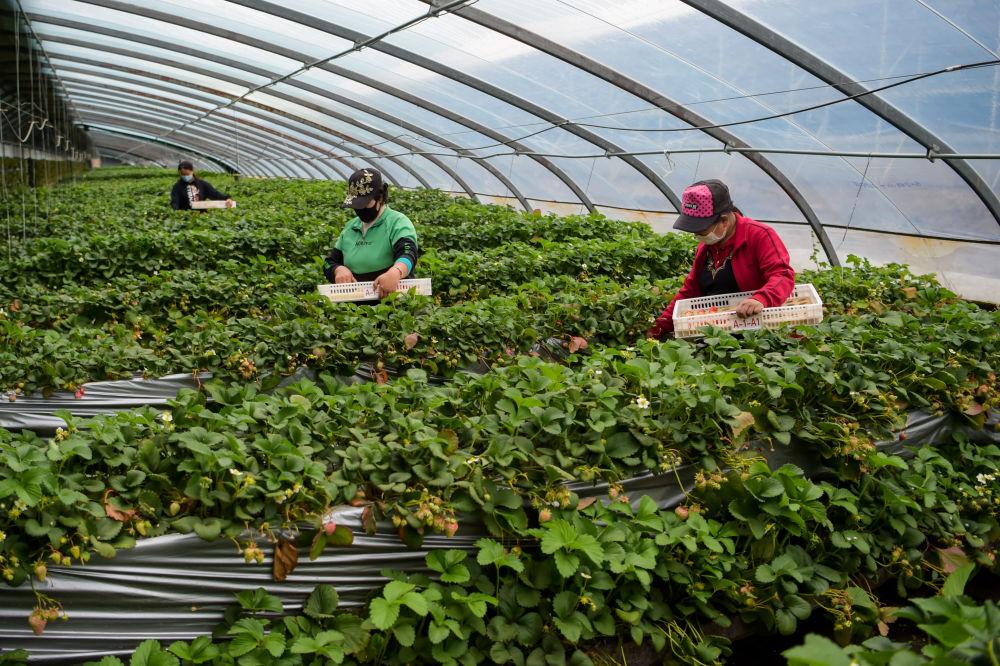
left=190, top=200, right=234, bottom=210
left=672, top=283, right=823, bottom=338
left=317, top=278, right=433, bottom=302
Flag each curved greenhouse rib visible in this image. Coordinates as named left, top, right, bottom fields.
left=28, top=18, right=532, bottom=211
left=28, top=20, right=450, bottom=189
left=45, top=59, right=453, bottom=195
left=53, top=67, right=381, bottom=182
left=224, top=0, right=681, bottom=212
left=69, top=0, right=591, bottom=211
left=41, top=7, right=532, bottom=211
left=439, top=2, right=841, bottom=265
left=78, top=112, right=289, bottom=176
left=35, top=37, right=457, bottom=194
left=84, top=124, right=242, bottom=174
left=61, top=80, right=363, bottom=180
left=679, top=0, right=1000, bottom=231
left=71, top=100, right=319, bottom=167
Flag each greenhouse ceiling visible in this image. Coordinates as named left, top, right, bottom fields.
left=3, top=0, right=1000, bottom=298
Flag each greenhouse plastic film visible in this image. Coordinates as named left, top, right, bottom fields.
left=0, top=374, right=211, bottom=434
left=0, top=506, right=486, bottom=663
left=1, top=409, right=991, bottom=662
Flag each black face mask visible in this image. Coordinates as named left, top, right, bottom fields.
left=356, top=203, right=380, bottom=223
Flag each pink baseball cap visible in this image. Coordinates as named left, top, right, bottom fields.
left=673, top=179, right=734, bottom=233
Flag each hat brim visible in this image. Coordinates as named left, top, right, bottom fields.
left=343, top=194, right=377, bottom=210
left=673, top=212, right=720, bottom=233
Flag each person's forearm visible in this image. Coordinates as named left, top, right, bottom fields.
left=323, top=248, right=346, bottom=282
left=392, top=237, right=417, bottom=276
left=391, top=261, right=409, bottom=278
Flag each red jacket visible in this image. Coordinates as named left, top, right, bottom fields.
left=648, top=214, right=795, bottom=338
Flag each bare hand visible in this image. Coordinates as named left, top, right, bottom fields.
left=225, top=199, right=235, bottom=209
left=373, top=267, right=402, bottom=298
left=735, top=298, right=764, bottom=319
left=334, top=266, right=356, bottom=284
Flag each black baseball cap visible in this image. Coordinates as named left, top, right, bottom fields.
left=673, top=179, right=734, bottom=233
left=177, top=160, right=194, bottom=170
left=343, top=168, right=384, bottom=209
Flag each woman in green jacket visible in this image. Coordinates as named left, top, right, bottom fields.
left=323, top=169, right=419, bottom=299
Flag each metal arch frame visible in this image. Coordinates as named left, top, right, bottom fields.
left=33, top=37, right=420, bottom=183
left=44, top=55, right=447, bottom=192
left=84, top=124, right=241, bottom=173
left=59, top=75, right=389, bottom=183
left=224, top=0, right=682, bottom=212
left=95, top=144, right=170, bottom=167
left=92, top=137, right=226, bottom=171
left=77, top=112, right=282, bottom=175
left=52, top=71, right=371, bottom=181
left=36, top=35, right=350, bottom=165
left=29, top=13, right=532, bottom=211
left=93, top=143, right=190, bottom=169
left=436, top=3, right=841, bottom=265
left=33, top=28, right=482, bottom=200
left=60, top=81, right=360, bottom=179
left=31, top=13, right=531, bottom=210
left=67, top=0, right=583, bottom=210
left=679, top=0, right=1000, bottom=231
left=70, top=100, right=316, bottom=168
left=89, top=125, right=270, bottom=176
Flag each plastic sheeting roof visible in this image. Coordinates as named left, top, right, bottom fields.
left=9, top=0, right=1000, bottom=298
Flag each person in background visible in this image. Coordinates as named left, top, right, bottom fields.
left=648, top=179, right=795, bottom=339
left=324, top=168, right=419, bottom=299
left=170, top=160, right=235, bottom=210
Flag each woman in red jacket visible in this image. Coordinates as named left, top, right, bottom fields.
left=648, top=179, right=795, bottom=339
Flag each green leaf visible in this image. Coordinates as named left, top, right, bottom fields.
left=130, top=640, right=179, bottom=666
left=309, top=532, right=327, bottom=561
left=782, top=634, right=852, bottom=666
left=168, top=636, right=218, bottom=664
left=476, top=538, right=505, bottom=566
left=369, top=597, right=400, bottom=630
left=429, top=620, right=451, bottom=644
left=540, top=520, right=576, bottom=554
left=228, top=618, right=266, bottom=642
left=383, top=580, right=416, bottom=602
left=785, top=595, right=812, bottom=621
left=304, top=584, right=339, bottom=619
left=776, top=609, right=797, bottom=636
left=940, top=562, right=975, bottom=598
left=399, top=591, right=429, bottom=616
left=605, top=431, right=639, bottom=458
left=235, top=588, right=283, bottom=614
left=553, top=591, right=578, bottom=619
left=554, top=616, right=582, bottom=643
left=427, top=550, right=471, bottom=583
left=393, top=623, right=416, bottom=647
left=329, top=524, right=354, bottom=547
left=192, top=518, right=223, bottom=541
left=262, top=632, right=286, bottom=659
left=553, top=550, right=580, bottom=578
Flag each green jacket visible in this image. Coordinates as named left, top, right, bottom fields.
left=323, top=207, right=419, bottom=281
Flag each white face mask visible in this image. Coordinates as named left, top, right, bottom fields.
left=181, top=174, right=194, bottom=183
left=699, top=218, right=729, bottom=245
